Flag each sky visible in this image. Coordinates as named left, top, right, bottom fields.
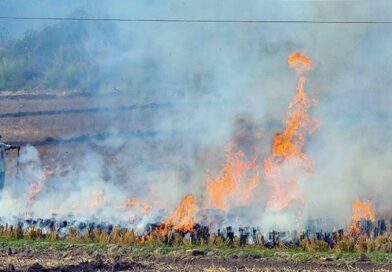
left=1, top=0, right=392, bottom=38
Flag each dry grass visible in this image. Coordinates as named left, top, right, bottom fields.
left=1, top=223, right=392, bottom=254
left=203, top=269, right=392, bottom=272
left=300, top=237, right=329, bottom=252
left=333, top=234, right=392, bottom=254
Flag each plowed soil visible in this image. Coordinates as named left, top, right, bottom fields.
left=0, top=245, right=391, bottom=272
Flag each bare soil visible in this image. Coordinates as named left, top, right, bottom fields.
left=0, top=91, right=164, bottom=142
left=0, top=90, right=174, bottom=183
left=0, top=246, right=391, bottom=272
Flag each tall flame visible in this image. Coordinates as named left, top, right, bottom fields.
left=124, top=52, right=320, bottom=229
left=264, top=52, right=318, bottom=210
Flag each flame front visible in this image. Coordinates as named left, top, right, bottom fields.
left=264, top=52, right=318, bottom=211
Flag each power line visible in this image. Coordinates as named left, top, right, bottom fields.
left=0, top=16, right=392, bottom=24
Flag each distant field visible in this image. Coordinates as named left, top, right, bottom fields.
left=0, top=90, right=166, bottom=182
left=0, top=89, right=203, bottom=192
left=0, top=90, right=165, bottom=142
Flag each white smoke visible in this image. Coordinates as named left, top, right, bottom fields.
left=0, top=1, right=391, bottom=232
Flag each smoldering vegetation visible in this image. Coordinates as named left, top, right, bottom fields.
left=0, top=1, right=392, bottom=234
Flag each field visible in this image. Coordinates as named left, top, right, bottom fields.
left=1, top=89, right=392, bottom=271
left=0, top=90, right=163, bottom=142
left=0, top=237, right=392, bottom=272
left=2, top=4, right=392, bottom=271
left=0, top=90, right=172, bottom=183
left=0, top=222, right=392, bottom=272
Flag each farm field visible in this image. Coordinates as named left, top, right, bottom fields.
left=1, top=238, right=392, bottom=272
left=1, top=2, right=392, bottom=271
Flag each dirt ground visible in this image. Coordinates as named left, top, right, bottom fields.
left=0, top=90, right=179, bottom=185
left=0, top=91, right=163, bottom=142
left=0, top=246, right=391, bottom=272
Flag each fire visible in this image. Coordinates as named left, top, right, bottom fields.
left=166, top=194, right=199, bottom=232
left=288, top=52, right=314, bottom=73
left=28, top=169, right=54, bottom=206
left=60, top=52, right=320, bottom=231
left=263, top=52, right=318, bottom=211
left=352, top=200, right=376, bottom=222
left=206, top=145, right=260, bottom=211
left=242, top=170, right=261, bottom=201
left=349, top=199, right=376, bottom=235
left=124, top=197, right=152, bottom=215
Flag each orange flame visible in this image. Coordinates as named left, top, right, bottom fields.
left=124, top=197, right=152, bottom=215
left=28, top=169, right=54, bottom=206
left=206, top=145, right=260, bottom=211
left=243, top=170, right=261, bottom=201
left=264, top=52, right=318, bottom=211
left=157, top=52, right=317, bottom=229
left=166, top=194, right=199, bottom=232
left=352, top=200, right=376, bottom=222
left=349, top=199, right=376, bottom=235
left=288, top=52, right=314, bottom=73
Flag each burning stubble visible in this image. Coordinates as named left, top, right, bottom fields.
left=0, top=50, right=388, bottom=237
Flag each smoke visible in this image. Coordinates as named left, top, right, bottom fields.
left=0, top=1, right=392, bottom=231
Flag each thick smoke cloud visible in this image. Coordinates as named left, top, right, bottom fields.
left=0, top=1, right=392, bottom=231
